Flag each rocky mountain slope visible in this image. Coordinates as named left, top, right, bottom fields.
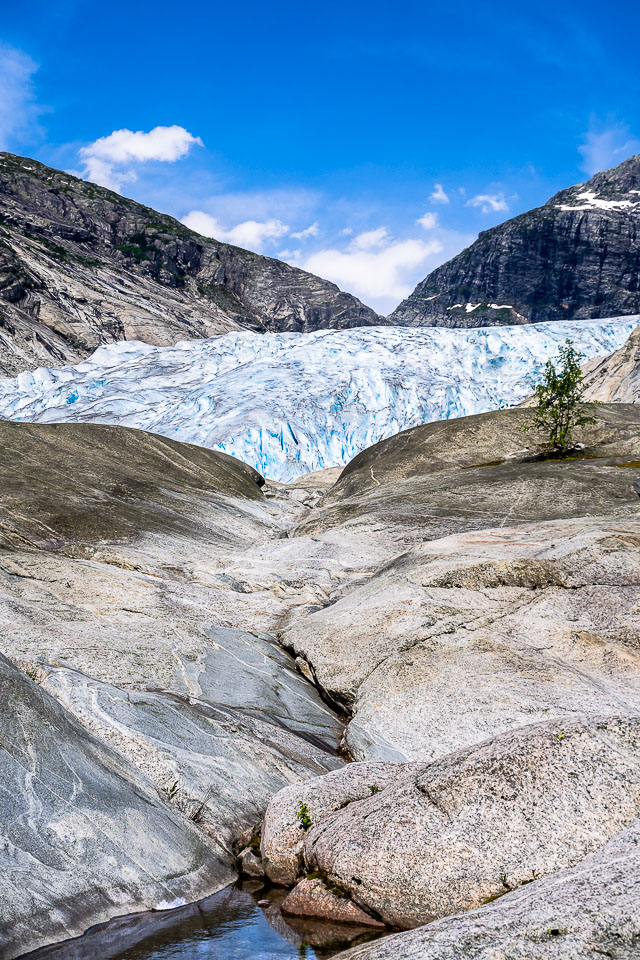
left=391, top=154, right=640, bottom=327
left=583, top=320, right=640, bottom=401
left=0, top=152, right=380, bottom=376
left=2, top=404, right=640, bottom=957
left=0, top=317, right=635, bottom=481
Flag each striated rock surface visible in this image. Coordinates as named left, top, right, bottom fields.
left=0, top=420, right=344, bottom=959
left=3, top=401, right=640, bottom=956
left=583, top=322, right=640, bottom=401
left=0, top=152, right=380, bottom=375
left=0, top=653, right=233, bottom=960
left=391, top=154, right=640, bottom=327
left=336, top=819, right=640, bottom=959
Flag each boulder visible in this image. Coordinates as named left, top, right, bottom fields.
left=239, top=848, right=265, bottom=879
left=281, top=878, right=385, bottom=927
left=291, top=716, right=640, bottom=929
left=261, top=763, right=412, bottom=885
left=336, top=818, right=640, bottom=959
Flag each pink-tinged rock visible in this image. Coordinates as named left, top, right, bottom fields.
left=281, top=878, right=385, bottom=927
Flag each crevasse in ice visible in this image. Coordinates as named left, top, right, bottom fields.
left=1, top=317, right=637, bottom=483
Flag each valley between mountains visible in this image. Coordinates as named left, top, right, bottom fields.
left=2, top=149, right=640, bottom=960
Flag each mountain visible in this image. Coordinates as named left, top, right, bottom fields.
left=0, top=152, right=380, bottom=376
left=0, top=316, right=635, bottom=481
left=391, top=154, right=640, bottom=327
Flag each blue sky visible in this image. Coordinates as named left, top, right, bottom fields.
left=1, top=0, right=639, bottom=313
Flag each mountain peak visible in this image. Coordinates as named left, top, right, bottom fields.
left=0, top=152, right=381, bottom=376
left=390, top=154, right=640, bottom=328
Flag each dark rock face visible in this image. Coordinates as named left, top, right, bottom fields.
left=0, top=153, right=381, bottom=375
left=390, top=154, right=640, bottom=327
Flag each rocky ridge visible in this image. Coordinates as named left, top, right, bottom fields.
left=584, top=320, right=640, bottom=401
left=391, top=153, right=640, bottom=327
left=0, top=152, right=380, bottom=376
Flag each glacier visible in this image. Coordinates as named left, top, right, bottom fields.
left=0, top=317, right=638, bottom=483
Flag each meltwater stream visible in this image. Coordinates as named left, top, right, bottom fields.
left=22, top=885, right=388, bottom=960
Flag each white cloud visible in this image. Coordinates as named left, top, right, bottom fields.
left=79, top=125, right=203, bottom=192
left=0, top=44, right=42, bottom=149
left=348, top=226, right=391, bottom=251
left=291, top=221, right=320, bottom=240
left=430, top=183, right=449, bottom=204
left=299, top=233, right=443, bottom=313
left=578, top=124, right=640, bottom=176
left=182, top=210, right=289, bottom=252
left=467, top=192, right=509, bottom=213
left=417, top=211, right=438, bottom=230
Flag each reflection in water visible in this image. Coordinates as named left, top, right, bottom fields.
left=22, top=884, right=387, bottom=960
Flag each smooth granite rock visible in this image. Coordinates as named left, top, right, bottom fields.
left=0, top=421, right=344, bottom=958
left=0, top=654, right=233, bottom=960
left=284, top=513, right=640, bottom=760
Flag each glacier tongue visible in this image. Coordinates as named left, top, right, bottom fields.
left=1, top=318, right=638, bottom=483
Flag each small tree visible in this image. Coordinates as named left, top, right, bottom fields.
left=523, top=339, right=597, bottom=455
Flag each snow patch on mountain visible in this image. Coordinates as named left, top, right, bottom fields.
left=556, top=190, right=640, bottom=212
left=1, top=318, right=638, bottom=482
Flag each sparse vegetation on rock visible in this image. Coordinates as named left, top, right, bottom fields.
left=523, top=338, right=597, bottom=454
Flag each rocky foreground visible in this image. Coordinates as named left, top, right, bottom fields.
left=1, top=405, right=640, bottom=958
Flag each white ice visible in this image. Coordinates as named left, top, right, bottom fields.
left=0, top=317, right=637, bottom=483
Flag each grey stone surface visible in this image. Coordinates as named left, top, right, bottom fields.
left=284, top=513, right=640, bottom=760
left=584, top=322, right=640, bottom=402
left=281, top=407, right=640, bottom=759
left=390, top=154, right=640, bottom=326
left=261, top=763, right=411, bottom=884
left=336, top=819, right=640, bottom=959
left=0, top=654, right=233, bottom=960
left=0, top=152, right=380, bottom=376
left=41, top=661, right=340, bottom=855
left=0, top=421, right=344, bottom=958
left=298, top=717, right=640, bottom=928
left=4, top=403, right=640, bottom=956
